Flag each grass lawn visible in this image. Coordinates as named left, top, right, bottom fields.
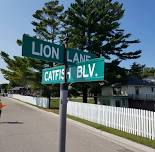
left=50, top=98, right=59, bottom=109
left=67, top=115, right=155, bottom=149
left=50, top=97, right=95, bottom=109
left=47, top=98, right=155, bottom=149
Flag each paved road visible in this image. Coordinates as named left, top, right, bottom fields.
left=0, top=97, right=154, bottom=152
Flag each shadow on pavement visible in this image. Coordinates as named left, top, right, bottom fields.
left=0, top=121, right=24, bottom=124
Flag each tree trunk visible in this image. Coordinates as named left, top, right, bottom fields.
left=46, top=86, right=52, bottom=109
left=48, top=94, right=51, bottom=109
left=94, top=91, right=98, bottom=104
left=82, top=84, right=87, bottom=103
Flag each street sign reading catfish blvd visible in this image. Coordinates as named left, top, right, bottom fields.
left=42, top=58, right=104, bottom=84
left=22, top=34, right=96, bottom=64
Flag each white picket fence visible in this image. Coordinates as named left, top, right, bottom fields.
left=9, top=94, right=49, bottom=108
left=67, top=101, right=155, bottom=140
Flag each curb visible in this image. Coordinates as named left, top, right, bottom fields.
left=9, top=97, right=155, bottom=152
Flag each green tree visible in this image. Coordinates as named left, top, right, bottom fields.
left=0, top=50, right=55, bottom=101
left=62, top=0, right=141, bottom=102
left=129, top=62, right=145, bottom=78
left=0, top=51, right=30, bottom=87
left=143, top=67, right=155, bottom=78
left=105, top=60, right=127, bottom=83
left=15, top=1, right=64, bottom=107
left=31, top=0, right=64, bottom=106
left=0, top=83, right=10, bottom=93
left=63, top=0, right=141, bottom=59
left=1, top=1, right=64, bottom=105
left=32, top=0, right=64, bottom=42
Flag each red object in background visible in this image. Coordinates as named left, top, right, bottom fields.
left=0, top=103, right=6, bottom=109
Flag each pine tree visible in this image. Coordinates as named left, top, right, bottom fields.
left=142, top=67, right=155, bottom=78
left=32, top=0, right=64, bottom=43
left=62, top=0, right=142, bottom=103
left=0, top=51, right=32, bottom=87
left=31, top=1, right=64, bottom=107
left=129, top=62, right=145, bottom=78
left=64, top=0, right=141, bottom=59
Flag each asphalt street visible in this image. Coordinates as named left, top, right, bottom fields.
left=0, top=97, right=154, bottom=152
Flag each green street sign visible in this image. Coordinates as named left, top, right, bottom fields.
left=66, top=48, right=96, bottom=65
left=22, top=35, right=96, bottom=64
left=42, top=58, right=104, bottom=84
left=22, top=34, right=64, bottom=63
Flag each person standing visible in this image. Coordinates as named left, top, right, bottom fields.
left=0, top=100, right=2, bottom=118
left=0, top=99, right=6, bottom=118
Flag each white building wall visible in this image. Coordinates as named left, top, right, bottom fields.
left=127, top=86, right=155, bottom=95
left=121, top=86, right=128, bottom=95
left=127, top=85, right=155, bottom=100
left=127, top=86, right=136, bottom=94
left=110, top=99, right=115, bottom=106
left=101, top=85, right=155, bottom=101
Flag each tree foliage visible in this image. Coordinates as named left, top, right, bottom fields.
left=0, top=83, right=10, bottom=93
left=0, top=51, right=32, bottom=87
left=32, top=0, right=64, bottom=42
left=105, top=60, right=127, bottom=83
left=129, top=62, right=145, bottom=78
left=61, top=0, right=142, bottom=102
left=143, top=67, right=155, bottom=78
left=0, top=0, right=143, bottom=102
left=63, top=0, right=141, bottom=60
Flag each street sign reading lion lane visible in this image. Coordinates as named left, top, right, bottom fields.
left=42, top=58, right=104, bottom=84
left=22, top=34, right=96, bottom=64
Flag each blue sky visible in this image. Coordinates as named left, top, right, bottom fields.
left=0, top=0, right=155, bottom=84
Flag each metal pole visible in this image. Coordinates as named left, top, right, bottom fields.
left=59, top=83, right=68, bottom=152
left=59, top=39, right=68, bottom=152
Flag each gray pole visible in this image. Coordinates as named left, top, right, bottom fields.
left=59, top=83, right=68, bottom=152
left=59, top=39, right=68, bottom=152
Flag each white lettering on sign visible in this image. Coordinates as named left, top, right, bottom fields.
left=86, top=55, right=91, bottom=61
left=77, top=66, right=82, bottom=78
left=83, top=65, right=89, bottom=78
left=48, top=71, right=52, bottom=80
left=88, top=63, right=95, bottom=77
left=60, top=70, right=63, bottom=79
left=67, top=68, right=71, bottom=79
left=32, top=41, right=59, bottom=60
left=45, top=71, right=49, bottom=81
left=43, top=45, right=51, bottom=58
left=52, top=47, right=59, bottom=60
left=76, top=63, right=96, bottom=78
left=55, top=70, right=59, bottom=80
left=32, top=42, right=43, bottom=56
left=67, top=53, right=72, bottom=63
left=67, top=51, right=91, bottom=64
left=73, top=53, right=79, bottom=63
left=44, top=68, right=71, bottom=82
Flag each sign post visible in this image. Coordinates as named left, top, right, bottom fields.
left=59, top=83, right=68, bottom=152
left=22, top=35, right=104, bottom=152
left=59, top=41, right=68, bottom=152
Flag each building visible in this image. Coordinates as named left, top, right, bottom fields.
left=143, top=76, right=155, bottom=83
left=97, top=83, right=128, bottom=107
left=98, top=76, right=155, bottom=111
